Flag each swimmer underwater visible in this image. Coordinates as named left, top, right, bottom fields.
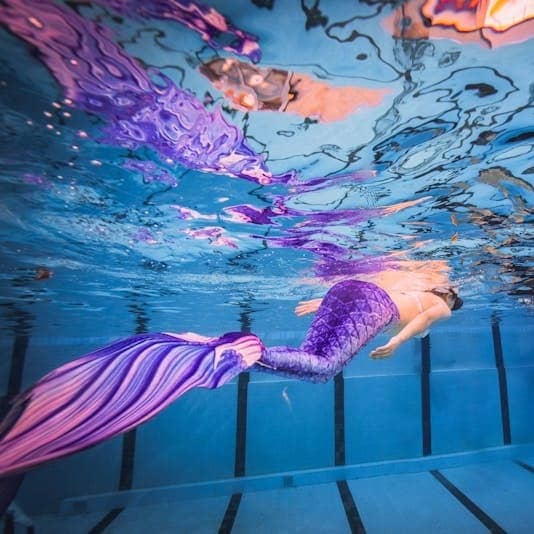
left=0, top=277, right=462, bottom=512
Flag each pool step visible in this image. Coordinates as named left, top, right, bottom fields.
left=5, top=458, right=532, bottom=533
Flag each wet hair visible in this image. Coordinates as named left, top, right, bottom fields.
left=430, top=287, right=463, bottom=311
left=449, top=289, right=463, bottom=311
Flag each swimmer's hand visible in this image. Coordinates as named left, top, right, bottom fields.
left=370, top=337, right=400, bottom=359
left=295, top=298, right=323, bottom=316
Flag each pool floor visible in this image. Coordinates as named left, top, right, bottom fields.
left=5, top=457, right=533, bottom=533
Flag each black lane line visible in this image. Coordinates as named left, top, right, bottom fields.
left=3, top=511, right=14, bottom=534
left=88, top=304, right=148, bottom=531
left=491, top=319, right=511, bottom=445
left=5, top=334, right=29, bottom=402
left=334, top=372, right=345, bottom=466
left=0, top=312, right=32, bottom=526
left=430, top=470, right=506, bottom=533
left=337, top=481, right=366, bottom=534
left=86, top=429, right=136, bottom=530
left=218, top=305, right=252, bottom=533
left=421, top=335, right=431, bottom=456
left=116, top=304, right=147, bottom=492
left=1, top=332, right=30, bottom=446
left=334, top=372, right=366, bottom=532
left=218, top=493, right=242, bottom=534
left=1, top=310, right=31, bottom=417
left=234, top=372, right=250, bottom=478
left=515, top=460, right=534, bottom=474
left=88, top=508, right=123, bottom=534
left=118, top=429, right=137, bottom=491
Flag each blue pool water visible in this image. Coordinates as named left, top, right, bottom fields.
left=0, top=0, right=533, bottom=532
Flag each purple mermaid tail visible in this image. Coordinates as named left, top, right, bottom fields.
left=0, top=280, right=396, bottom=504
left=0, top=332, right=263, bottom=478
left=253, top=280, right=400, bottom=382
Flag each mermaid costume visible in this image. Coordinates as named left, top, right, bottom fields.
left=0, top=281, right=398, bottom=507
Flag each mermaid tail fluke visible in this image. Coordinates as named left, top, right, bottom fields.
left=0, top=332, right=263, bottom=478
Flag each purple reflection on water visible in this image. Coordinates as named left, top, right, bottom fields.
left=132, top=227, right=158, bottom=244
left=223, top=203, right=289, bottom=225
left=185, top=226, right=238, bottom=248
left=122, top=160, right=179, bottom=187
left=0, top=0, right=399, bottom=282
left=171, top=205, right=217, bottom=220
left=22, top=173, right=47, bottom=186
left=314, top=256, right=395, bottom=279
left=0, top=0, right=284, bottom=183
left=97, top=0, right=261, bottom=62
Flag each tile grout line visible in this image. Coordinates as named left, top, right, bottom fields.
left=336, top=481, right=366, bottom=534
left=430, top=470, right=506, bottom=533
left=334, top=372, right=346, bottom=466
left=514, top=460, right=534, bottom=474
left=218, top=306, right=252, bottom=534
left=421, top=335, right=432, bottom=456
left=491, top=318, right=511, bottom=445
left=1, top=310, right=32, bottom=418
left=1, top=311, right=32, bottom=533
left=335, top=371, right=366, bottom=533
left=87, top=509, right=123, bottom=534
left=87, top=304, right=148, bottom=533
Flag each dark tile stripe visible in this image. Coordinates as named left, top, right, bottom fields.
left=6, top=334, right=29, bottom=401
left=1, top=317, right=31, bottom=418
left=218, top=493, right=242, bottom=534
left=119, top=430, right=137, bottom=491
left=3, top=511, right=14, bottom=534
left=491, top=319, right=511, bottom=445
left=0, top=314, right=32, bottom=520
left=430, top=470, right=506, bottom=533
left=334, top=371, right=345, bottom=466
left=219, top=305, right=253, bottom=533
left=219, top=368, right=249, bottom=532
left=421, top=335, right=432, bottom=456
left=337, top=481, right=366, bottom=534
left=88, top=508, right=123, bottom=534
left=234, top=372, right=250, bottom=478
left=515, top=460, right=534, bottom=474
left=334, top=372, right=365, bottom=532
left=88, top=306, right=147, bottom=532
left=117, top=304, right=146, bottom=493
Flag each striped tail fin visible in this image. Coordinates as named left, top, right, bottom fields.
left=0, top=332, right=263, bottom=478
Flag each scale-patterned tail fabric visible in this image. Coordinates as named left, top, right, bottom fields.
left=253, top=280, right=399, bottom=382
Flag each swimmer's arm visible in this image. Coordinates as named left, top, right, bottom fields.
left=370, top=303, right=451, bottom=358
left=295, top=298, right=323, bottom=316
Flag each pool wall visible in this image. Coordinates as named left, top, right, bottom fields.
left=1, top=306, right=532, bottom=515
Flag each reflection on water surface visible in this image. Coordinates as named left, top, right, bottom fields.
left=0, top=0, right=532, bottom=333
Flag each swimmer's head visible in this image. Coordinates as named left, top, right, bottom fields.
left=431, top=287, right=463, bottom=311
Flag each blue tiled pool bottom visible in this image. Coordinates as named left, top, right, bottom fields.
left=9, top=458, right=532, bottom=533
left=10, top=321, right=534, bottom=516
